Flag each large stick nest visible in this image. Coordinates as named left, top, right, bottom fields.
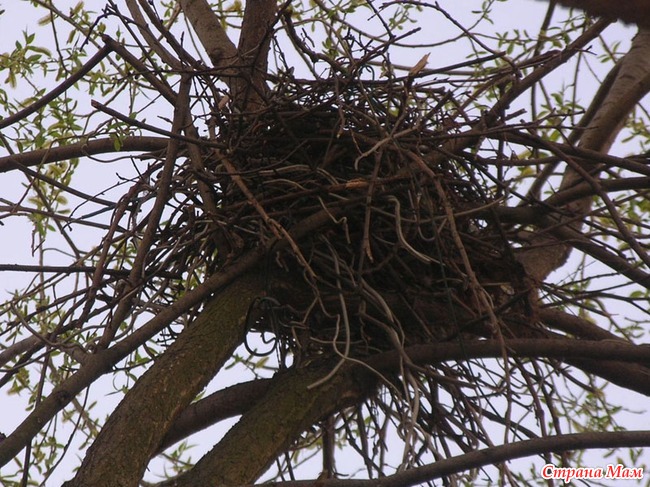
left=197, top=77, right=537, bottom=359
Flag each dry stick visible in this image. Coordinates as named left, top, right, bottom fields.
left=7, top=160, right=115, bottom=208
left=101, top=34, right=177, bottom=104
left=431, top=174, right=514, bottom=447
left=220, top=155, right=316, bottom=278
left=391, top=23, right=608, bottom=193
left=90, top=100, right=223, bottom=148
left=182, top=122, right=237, bottom=264
left=306, top=241, right=352, bottom=389
left=77, top=181, right=150, bottom=344
left=95, top=76, right=192, bottom=350
left=125, top=0, right=184, bottom=71
left=0, top=264, right=165, bottom=278
left=0, top=203, right=109, bottom=230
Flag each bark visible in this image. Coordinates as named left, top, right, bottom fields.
left=63, top=272, right=265, bottom=487
left=234, top=0, right=277, bottom=110
left=160, top=360, right=378, bottom=487
left=178, top=0, right=238, bottom=70
left=158, top=379, right=272, bottom=453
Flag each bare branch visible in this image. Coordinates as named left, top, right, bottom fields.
left=258, top=430, right=650, bottom=487
left=158, top=379, right=273, bottom=453
left=0, top=136, right=168, bottom=173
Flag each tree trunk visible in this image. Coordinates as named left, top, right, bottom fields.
left=63, top=272, right=264, bottom=487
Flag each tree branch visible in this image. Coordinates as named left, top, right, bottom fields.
left=518, top=27, right=650, bottom=281
left=0, top=136, right=168, bottom=173
left=555, top=0, right=650, bottom=27
left=234, top=0, right=277, bottom=110
left=63, top=272, right=265, bottom=487
left=258, top=430, right=650, bottom=487
left=0, top=45, right=112, bottom=130
left=160, top=360, right=378, bottom=487
left=179, top=0, right=276, bottom=111
left=178, top=0, right=238, bottom=70
left=157, top=379, right=273, bottom=453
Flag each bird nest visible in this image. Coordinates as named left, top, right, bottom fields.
left=201, top=78, right=536, bottom=360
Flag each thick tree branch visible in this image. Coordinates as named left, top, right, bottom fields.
left=0, top=136, right=168, bottom=173
left=63, top=272, right=265, bottom=487
left=0, top=239, right=268, bottom=468
left=158, top=379, right=273, bottom=453
left=125, top=0, right=184, bottom=70
left=156, top=316, right=650, bottom=455
left=160, top=360, right=378, bottom=487
left=178, top=0, right=238, bottom=70
left=2, top=207, right=334, bottom=476
left=234, top=0, right=277, bottom=110
left=179, top=0, right=276, bottom=111
left=555, top=0, right=650, bottom=27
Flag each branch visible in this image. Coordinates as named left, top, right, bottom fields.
left=367, top=337, right=650, bottom=396
left=0, top=45, right=112, bottom=130
left=178, top=0, right=237, bottom=70
left=2, top=207, right=335, bottom=475
left=234, top=0, right=277, bottom=110
left=0, top=136, right=168, bottom=173
left=159, top=360, right=378, bottom=487
left=124, top=0, right=184, bottom=70
left=179, top=0, right=276, bottom=111
left=0, top=336, right=40, bottom=369
left=158, top=379, right=273, bottom=453
left=539, top=308, right=629, bottom=341
left=368, top=338, right=650, bottom=369
left=101, top=34, right=177, bottom=104
left=258, top=430, right=650, bottom=487
left=554, top=0, right=650, bottom=27
left=0, top=242, right=268, bottom=469
left=518, top=27, right=650, bottom=281
left=63, top=272, right=266, bottom=487
left=157, top=312, right=650, bottom=455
